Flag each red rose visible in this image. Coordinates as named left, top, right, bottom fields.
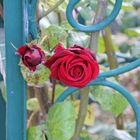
left=45, top=44, right=99, bottom=88
left=18, top=44, right=45, bottom=71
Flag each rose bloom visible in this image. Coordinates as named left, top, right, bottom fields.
left=18, top=44, right=45, bottom=71
left=45, top=44, right=99, bottom=88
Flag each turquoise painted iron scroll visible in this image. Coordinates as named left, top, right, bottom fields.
left=66, top=0, right=123, bottom=32
left=56, top=0, right=140, bottom=140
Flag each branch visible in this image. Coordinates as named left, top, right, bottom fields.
left=102, top=27, right=124, bottom=129
left=34, top=87, right=47, bottom=114
left=71, top=87, right=89, bottom=140
left=27, top=111, right=39, bottom=128
left=39, top=0, right=65, bottom=20
left=90, top=0, right=108, bottom=53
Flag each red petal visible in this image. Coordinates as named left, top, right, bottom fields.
left=54, top=43, right=65, bottom=53
left=18, top=45, right=29, bottom=56
left=22, top=58, right=37, bottom=72
left=45, top=49, right=73, bottom=68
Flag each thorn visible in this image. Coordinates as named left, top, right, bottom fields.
left=11, top=42, right=17, bottom=50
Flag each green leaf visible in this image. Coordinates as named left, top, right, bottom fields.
left=130, top=41, right=140, bottom=58
left=98, top=37, right=105, bottom=53
left=46, top=101, right=76, bottom=140
left=124, top=28, right=140, bottom=37
left=20, top=62, right=51, bottom=86
left=61, top=21, right=73, bottom=31
left=133, top=1, right=140, bottom=9
left=121, top=4, right=134, bottom=11
left=79, top=7, right=93, bottom=21
left=68, top=31, right=90, bottom=48
left=109, top=0, right=134, bottom=11
left=119, top=43, right=131, bottom=53
left=54, top=84, right=65, bottom=101
left=121, top=12, right=139, bottom=30
left=80, top=131, right=92, bottom=140
left=45, top=0, right=69, bottom=12
left=89, top=0, right=98, bottom=11
left=91, top=86, right=128, bottom=117
left=41, top=25, right=68, bottom=51
left=27, top=126, right=44, bottom=140
left=27, top=98, right=40, bottom=111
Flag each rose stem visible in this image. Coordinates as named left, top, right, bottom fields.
left=27, top=86, right=35, bottom=118
left=51, top=79, right=56, bottom=105
left=90, top=0, right=108, bottom=53
left=71, top=1, right=108, bottom=139
left=38, top=0, right=65, bottom=21
left=71, top=87, right=89, bottom=140
left=27, top=111, right=39, bottom=128
left=27, top=86, right=39, bottom=127
left=34, top=87, right=47, bottom=114
left=102, top=27, right=124, bottom=129
left=42, top=85, right=51, bottom=113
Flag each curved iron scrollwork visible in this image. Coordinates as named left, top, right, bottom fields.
left=66, top=0, right=123, bottom=32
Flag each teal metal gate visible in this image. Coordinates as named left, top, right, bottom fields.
left=3, top=0, right=140, bottom=140
left=4, top=1, right=27, bottom=140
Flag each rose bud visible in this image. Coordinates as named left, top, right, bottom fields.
left=18, top=44, right=45, bottom=71
left=45, top=44, right=99, bottom=88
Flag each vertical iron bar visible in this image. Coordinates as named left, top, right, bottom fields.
left=4, top=0, right=28, bottom=139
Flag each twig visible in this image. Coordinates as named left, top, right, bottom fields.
left=27, top=111, right=39, bottom=128
left=71, top=87, right=89, bottom=140
left=11, top=42, right=17, bottom=50
left=90, top=0, right=108, bottom=53
left=34, top=87, right=47, bottom=114
left=51, top=79, right=56, bottom=105
left=102, top=27, right=117, bottom=68
left=102, top=27, right=124, bottom=129
left=39, top=0, right=65, bottom=20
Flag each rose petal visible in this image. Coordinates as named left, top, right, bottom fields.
left=45, top=50, right=74, bottom=68
left=50, top=55, right=74, bottom=79
left=18, top=45, right=29, bottom=56
left=58, top=62, right=89, bottom=87
left=90, top=61, right=100, bottom=80
left=32, top=45, right=46, bottom=61
left=23, top=58, right=37, bottom=72
left=54, top=43, right=65, bottom=53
